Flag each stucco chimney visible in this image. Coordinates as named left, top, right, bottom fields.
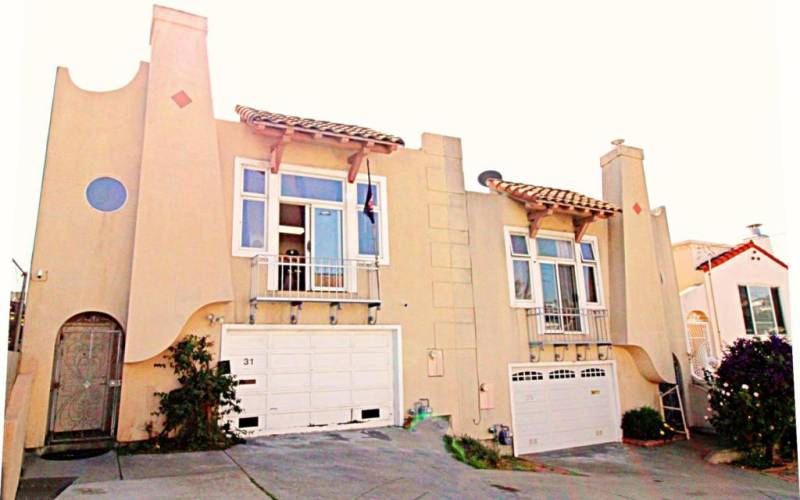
left=600, top=140, right=676, bottom=384
left=743, top=223, right=772, bottom=252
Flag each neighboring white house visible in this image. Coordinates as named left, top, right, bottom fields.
left=672, top=224, right=790, bottom=427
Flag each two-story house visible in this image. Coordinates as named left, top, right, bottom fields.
left=673, top=225, right=790, bottom=428
left=16, top=6, right=687, bottom=456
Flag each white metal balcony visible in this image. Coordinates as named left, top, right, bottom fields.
left=526, top=307, right=610, bottom=345
left=250, top=254, right=381, bottom=305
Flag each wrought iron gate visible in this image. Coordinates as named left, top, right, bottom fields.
left=48, top=313, right=124, bottom=443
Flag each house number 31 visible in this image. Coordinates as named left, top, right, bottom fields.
left=243, top=357, right=254, bottom=366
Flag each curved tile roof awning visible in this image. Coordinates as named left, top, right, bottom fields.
left=486, top=177, right=621, bottom=239
left=236, top=105, right=403, bottom=182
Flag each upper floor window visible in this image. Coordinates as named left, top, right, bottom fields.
left=503, top=228, right=603, bottom=316
left=738, top=285, right=786, bottom=335
left=232, top=158, right=389, bottom=265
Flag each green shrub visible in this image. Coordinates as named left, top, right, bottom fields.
left=444, top=435, right=500, bottom=469
left=151, top=335, right=243, bottom=451
left=621, top=406, right=670, bottom=440
left=705, top=335, right=795, bottom=466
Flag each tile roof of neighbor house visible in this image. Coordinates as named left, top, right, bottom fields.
left=486, top=178, right=621, bottom=214
left=696, top=241, right=788, bottom=272
left=235, top=105, right=405, bottom=146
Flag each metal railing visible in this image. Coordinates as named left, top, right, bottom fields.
left=250, top=254, right=381, bottom=304
left=526, top=307, right=610, bottom=345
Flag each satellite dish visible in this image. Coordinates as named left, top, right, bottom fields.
left=478, top=170, right=503, bottom=187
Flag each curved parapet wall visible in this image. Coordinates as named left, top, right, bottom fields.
left=20, top=62, right=149, bottom=447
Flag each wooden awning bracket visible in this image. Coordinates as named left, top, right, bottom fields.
left=269, top=128, right=294, bottom=174
left=526, top=204, right=554, bottom=238
left=573, top=214, right=599, bottom=242
left=347, top=141, right=374, bottom=183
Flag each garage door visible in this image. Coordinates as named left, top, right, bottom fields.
left=221, top=326, right=401, bottom=436
left=510, top=362, right=621, bottom=455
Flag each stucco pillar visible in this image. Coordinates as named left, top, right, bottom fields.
left=601, top=141, right=675, bottom=383
left=125, top=6, right=233, bottom=362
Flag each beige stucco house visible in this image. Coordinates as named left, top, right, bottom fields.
left=15, top=6, right=689, bottom=457
left=673, top=226, right=790, bottom=428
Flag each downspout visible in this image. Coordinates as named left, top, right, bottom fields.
left=703, top=247, right=724, bottom=359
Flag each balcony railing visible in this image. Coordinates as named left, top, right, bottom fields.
left=250, top=255, right=381, bottom=304
left=526, top=307, right=610, bottom=345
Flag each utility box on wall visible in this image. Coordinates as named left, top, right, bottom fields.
left=427, top=349, right=444, bottom=377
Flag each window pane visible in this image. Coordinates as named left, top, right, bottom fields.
left=583, top=265, right=598, bottom=303
left=510, top=235, right=529, bottom=255
left=540, top=263, right=559, bottom=310
left=358, top=212, right=380, bottom=255
left=243, top=169, right=266, bottom=194
left=739, top=285, right=755, bottom=334
left=357, top=183, right=379, bottom=205
left=749, top=286, right=777, bottom=335
left=241, top=199, right=265, bottom=248
left=771, top=288, right=786, bottom=334
left=281, top=174, right=343, bottom=202
left=512, top=260, right=532, bottom=300
left=580, top=242, right=595, bottom=261
left=558, top=264, right=581, bottom=331
left=536, top=238, right=574, bottom=259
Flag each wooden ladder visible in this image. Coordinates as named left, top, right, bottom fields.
left=659, top=384, right=690, bottom=439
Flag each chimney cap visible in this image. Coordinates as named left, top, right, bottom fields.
left=611, top=138, right=625, bottom=146
left=746, top=223, right=763, bottom=236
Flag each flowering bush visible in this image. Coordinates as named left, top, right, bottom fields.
left=705, top=335, right=795, bottom=465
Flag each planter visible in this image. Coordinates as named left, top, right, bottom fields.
left=623, top=435, right=686, bottom=448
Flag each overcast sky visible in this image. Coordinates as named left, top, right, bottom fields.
left=13, top=0, right=786, bottom=287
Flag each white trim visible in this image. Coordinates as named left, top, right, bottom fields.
left=507, top=360, right=622, bottom=456
left=578, top=235, right=605, bottom=308
left=220, top=323, right=404, bottom=428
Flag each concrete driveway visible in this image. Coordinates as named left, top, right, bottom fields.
left=19, top=420, right=798, bottom=499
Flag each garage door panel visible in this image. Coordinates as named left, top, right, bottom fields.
left=270, top=372, right=310, bottom=391
left=352, top=388, right=391, bottom=407
left=311, top=371, right=351, bottom=389
left=229, top=354, right=267, bottom=373
left=240, top=394, right=268, bottom=413
left=352, top=370, right=390, bottom=388
left=311, top=409, right=351, bottom=426
left=311, top=334, right=352, bottom=349
left=352, top=351, right=390, bottom=370
left=312, top=352, right=350, bottom=370
left=225, top=335, right=268, bottom=354
left=268, top=412, right=310, bottom=430
left=511, top=363, right=620, bottom=455
left=270, top=353, right=310, bottom=371
left=351, top=334, right=390, bottom=349
left=269, top=335, right=311, bottom=350
left=311, top=390, right=351, bottom=409
left=270, top=392, right=310, bottom=412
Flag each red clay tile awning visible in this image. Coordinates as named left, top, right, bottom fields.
left=696, top=241, right=788, bottom=272
left=486, top=178, right=621, bottom=215
left=236, top=105, right=404, bottom=146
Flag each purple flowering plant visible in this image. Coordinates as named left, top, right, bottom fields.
left=704, top=335, right=795, bottom=465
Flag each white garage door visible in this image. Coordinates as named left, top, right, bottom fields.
left=510, top=362, right=621, bottom=455
left=221, top=326, right=401, bottom=436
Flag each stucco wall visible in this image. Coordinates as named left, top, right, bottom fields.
left=21, top=63, right=148, bottom=447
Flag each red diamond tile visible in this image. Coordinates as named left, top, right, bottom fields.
left=171, top=90, right=192, bottom=108
left=632, top=202, right=642, bottom=214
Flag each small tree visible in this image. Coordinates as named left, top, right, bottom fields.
left=152, top=335, right=243, bottom=450
left=705, top=335, right=795, bottom=465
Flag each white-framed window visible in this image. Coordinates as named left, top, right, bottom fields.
left=233, top=158, right=269, bottom=257
left=503, top=227, right=604, bottom=321
left=579, top=239, right=602, bottom=306
left=503, top=228, right=534, bottom=307
left=738, top=285, right=787, bottom=335
left=232, top=158, right=390, bottom=265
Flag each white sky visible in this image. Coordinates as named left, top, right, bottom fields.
left=12, top=0, right=788, bottom=289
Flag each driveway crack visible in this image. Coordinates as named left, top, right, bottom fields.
left=354, top=477, right=405, bottom=499
left=223, top=449, right=277, bottom=499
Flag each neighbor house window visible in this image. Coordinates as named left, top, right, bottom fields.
left=738, top=285, right=786, bottom=335
left=580, top=241, right=600, bottom=304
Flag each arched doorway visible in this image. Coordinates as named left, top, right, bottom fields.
left=685, top=310, right=712, bottom=381
left=47, top=312, right=125, bottom=444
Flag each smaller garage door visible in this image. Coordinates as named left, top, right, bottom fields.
left=221, top=327, right=401, bottom=437
left=510, top=362, right=621, bottom=455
